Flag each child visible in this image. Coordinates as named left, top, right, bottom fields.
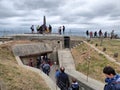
left=70, top=78, right=79, bottom=90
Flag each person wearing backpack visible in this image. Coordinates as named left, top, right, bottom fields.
left=43, top=62, right=50, bottom=76
left=103, top=66, right=120, bottom=90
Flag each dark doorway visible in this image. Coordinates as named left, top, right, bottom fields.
left=64, top=36, right=70, bottom=48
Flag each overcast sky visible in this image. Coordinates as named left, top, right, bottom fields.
left=0, top=0, right=120, bottom=30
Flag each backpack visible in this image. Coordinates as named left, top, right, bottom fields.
left=44, top=64, right=50, bottom=71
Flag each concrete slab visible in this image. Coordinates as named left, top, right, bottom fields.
left=12, top=43, right=52, bottom=56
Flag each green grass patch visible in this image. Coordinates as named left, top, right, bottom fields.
left=71, top=41, right=120, bottom=82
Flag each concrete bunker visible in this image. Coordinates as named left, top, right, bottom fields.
left=12, top=43, right=56, bottom=67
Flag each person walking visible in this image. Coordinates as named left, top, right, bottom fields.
left=58, top=26, right=62, bottom=35
left=103, top=66, right=120, bottom=90
left=55, top=69, right=60, bottom=79
left=43, top=62, right=50, bottom=76
left=36, top=25, right=40, bottom=33
left=99, top=29, right=102, bottom=38
left=86, top=30, right=89, bottom=37
left=30, top=25, right=34, bottom=33
left=49, top=24, right=52, bottom=33
left=57, top=67, right=70, bottom=90
left=63, top=25, right=65, bottom=34
left=28, top=58, right=34, bottom=67
left=111, top=30, right=114, bottom=39
left=70, top=78, right=79, bottom=90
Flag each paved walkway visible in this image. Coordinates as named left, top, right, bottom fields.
left=83, top=40, right=120, bottom=66
left=49, top=65, right=59, bottom=82
left=58, top=49, right=104, bottom=90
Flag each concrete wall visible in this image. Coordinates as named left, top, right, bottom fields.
left=12, top=43, right=52, bottom=56
left=58, top=49, right=104, bottom=90
left=11, top=34, right=63, bottom=41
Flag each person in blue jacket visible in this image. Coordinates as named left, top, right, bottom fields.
left=70, top=78, right=79, bottom=90
left=103, top=66, right=120, bottom=90
left=57, top=67, right=70, bottom=90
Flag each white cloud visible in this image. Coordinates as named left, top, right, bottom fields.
left=0, top=0, right=120, bottom=29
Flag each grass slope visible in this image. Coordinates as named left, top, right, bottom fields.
left=0, top=41, right=49, bottom=90
left=71, top=42, right=120, bottom=82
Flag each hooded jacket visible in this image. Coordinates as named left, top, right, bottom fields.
left=71, top=82, right=79, bottom=90
left=104, top=74, right=120, bottom=90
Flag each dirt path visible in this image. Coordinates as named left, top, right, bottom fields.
left=83, top=40, right=120, bottom=66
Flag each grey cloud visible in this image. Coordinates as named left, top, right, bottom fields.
left=0, top=0, right=120, bottom=29
left=0, top=11, right=17, bottom=19
left=0, top=21, right=10, bottom=25
left=13, top=0, right=63, bottom=10
left=93, top=3, right=116, bottom=17
left=62, top=1, right=119, bottom=24
left=20, top=18, right=38, bottom=22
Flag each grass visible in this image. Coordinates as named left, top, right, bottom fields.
left=88, top=38, right=120, bottom=61
left=0, top=41, right=50, bottom=90
left=71, top=42, right=120, bottom=83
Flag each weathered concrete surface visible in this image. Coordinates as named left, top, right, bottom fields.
left=11, top=34, right=63, bottom=40
left=12, top=43, right=52, bottom=56
left=58, top=49, right=75, bottom=70
left=58, top=49, right=104, bottom=90
left=0, top=37, right=13, bottom=41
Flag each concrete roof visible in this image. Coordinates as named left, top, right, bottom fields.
left=12, top=43, right=52, bottom=56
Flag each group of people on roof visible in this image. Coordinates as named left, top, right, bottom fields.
left=30, top=24, right=52, bottom=34
left=86, top=30, right=119, bottom=39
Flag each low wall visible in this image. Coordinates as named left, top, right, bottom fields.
left=11, top=34, right=63, bottom=41
left=14, top=56, right=60, bottom=90
left=58, top=49, right=104, bottom=90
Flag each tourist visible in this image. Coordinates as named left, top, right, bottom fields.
left=57, top=67, right=70, bottom=90
left=58, top=26, right=62, bottom=35
left=49, top=24, right=52, bottom=33
left=86, top=30, right=89, bottom=37
left=70, top=78, right=79, bottom=90
left=103, top=66, right=120, bottom=90
left=111, top=30, right=114, bottom=39
left=43, top=62, right=50, bottom=76
left=28, top=58, right=34, bottom=67
left=90, top=31, right=93, bottom=38
left=104, top=31, right=107, bottom=38
left=30, top=25, right=34, bottom=33
left=63, top=25, right=65, bottom=34
left=94, top=31, right=97, bottom=38
left=36, top=25, right=40, bottom=33
left=36, top=57, right=41, bottom=68
left=55, top=69, right=60, bottom=79
left=99, top=29, right=102, bottom=38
